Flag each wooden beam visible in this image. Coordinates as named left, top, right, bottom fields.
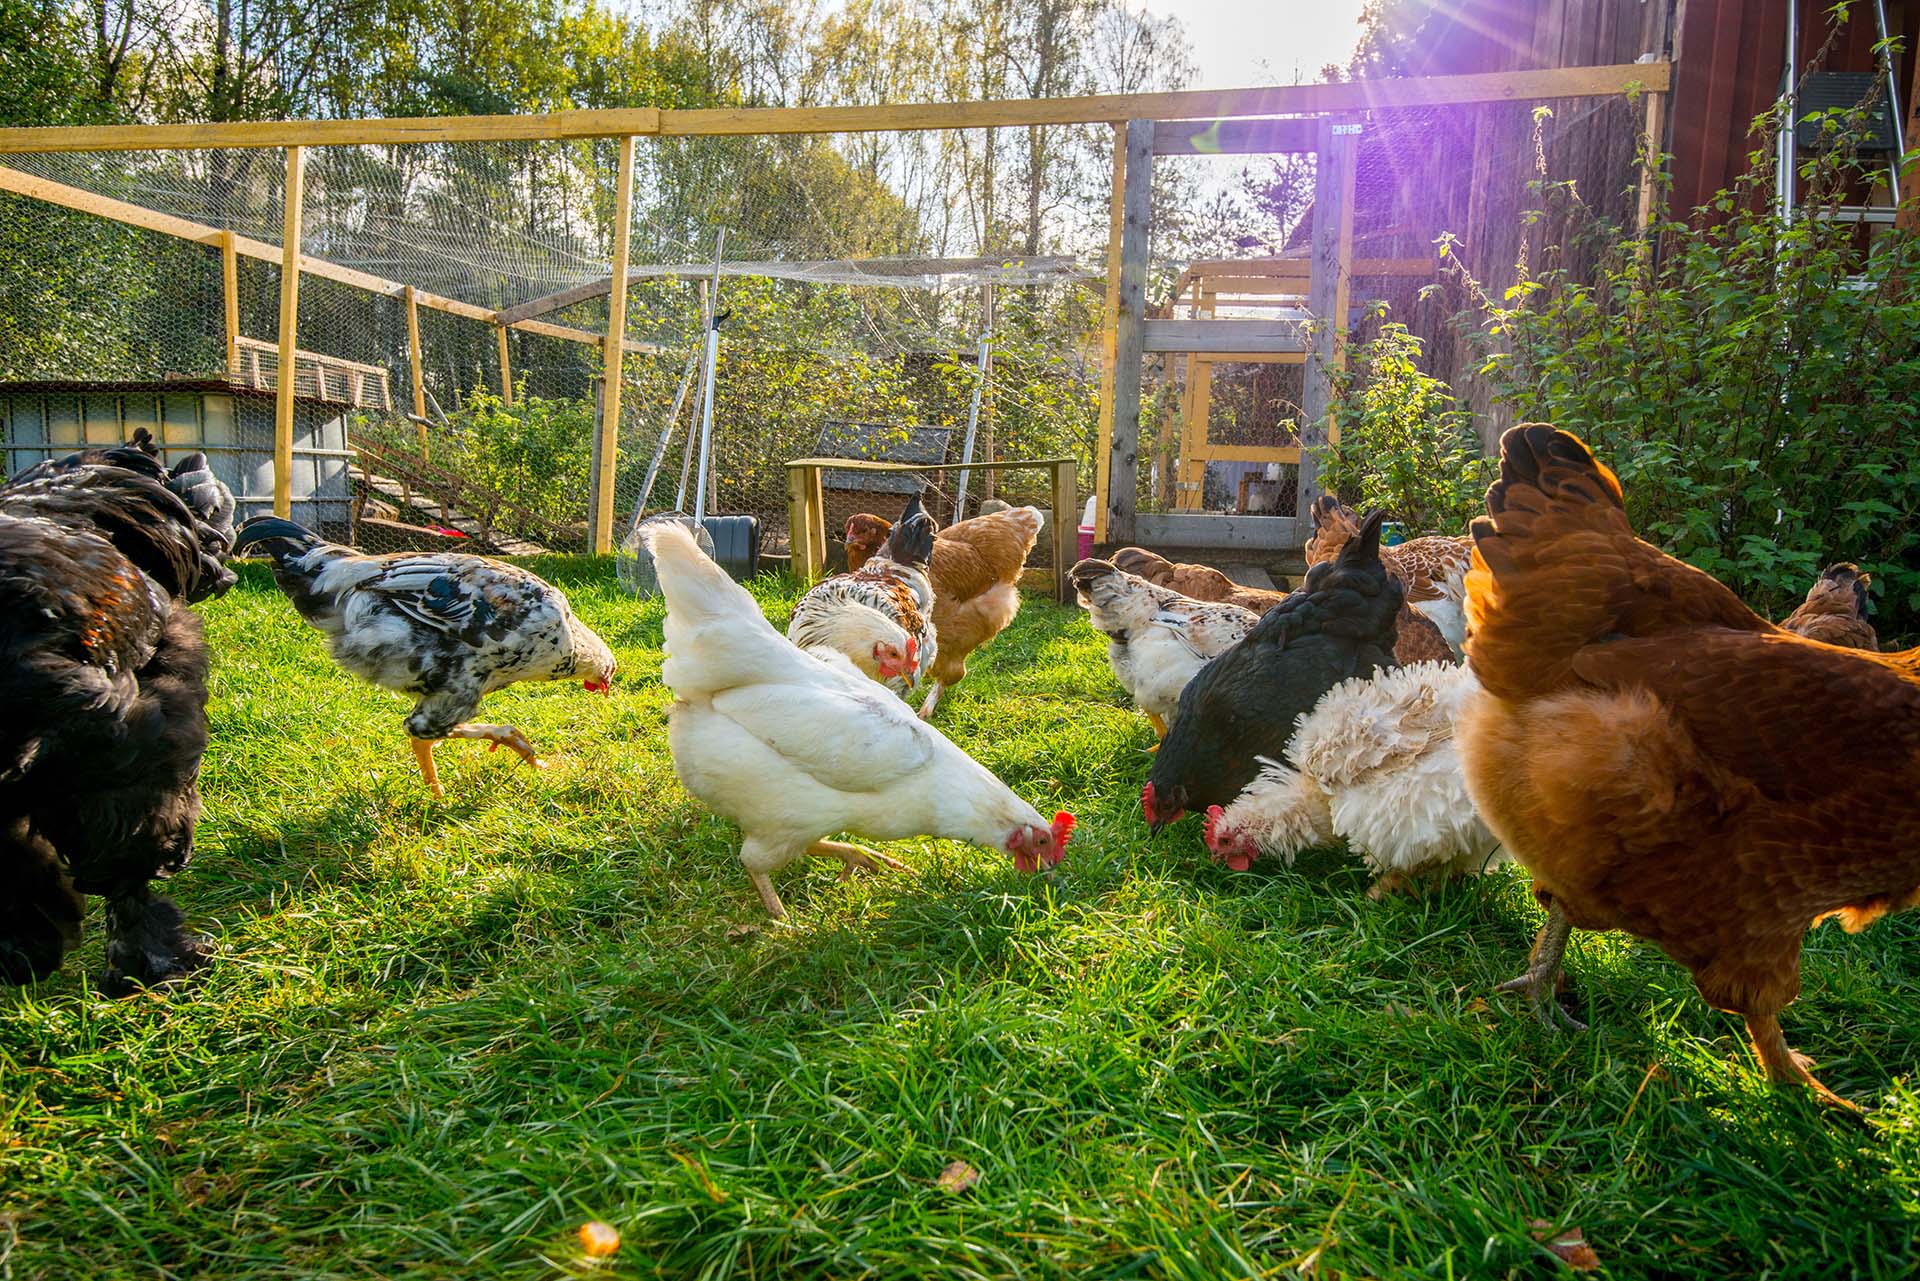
left=1106, top=120, right=1153, bottom=546
left=1144, top=319, right=1308, bottom=354
left=1187, top=443, right=1300, bottom=464
left=0, top=64, right=1670, bottom=153
left=0, top=164, right=656, bottom=354
left=273, top=147, right=304, bottom=519
left=1152, top=118, right=1319, bottom=155
left=1298, top=117, right=1359, bottom=517
left=1635, top=90, right=1667, bottom=232
left=1133, top=512, right=1307, bottom=551
left=592, top=136, right=637, bottom=556
left=220, top=230, right=239, bottom=375
left=496, top=324, right=513, bottom=406
left=1093, top=124, right=1126, bottom=544
left=1049, top=460, right=1076, bottom=602
left=1175, top=358, right=1209, bottom=511
left=786, top=456, right=1072, bottom=474
left=405, top=285, right=427, bottom=447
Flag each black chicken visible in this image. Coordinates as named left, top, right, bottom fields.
left=1141, top=509, right=1401, bottom=829
left=0, top=431, right=236, bottom=992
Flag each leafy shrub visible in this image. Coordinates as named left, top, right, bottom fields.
left=1455, top=100, right=1920, bottom=632
left=1319, top=318, right=1494, bottom=537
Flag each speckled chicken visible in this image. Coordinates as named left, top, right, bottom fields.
left=789, top=493, right=938, bottom=698
left=1069, top=558, right=1258, bottom=739
left=232, top=517, right=616, bottom=797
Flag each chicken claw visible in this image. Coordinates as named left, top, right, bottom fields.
left=447, top=723, right=546, bottom=769
left=1496, top=902, right=1587, bottom=1032
left=809, top=839, right=908, bottom=881
left=1746, top=1012, right=1862, bottom=1114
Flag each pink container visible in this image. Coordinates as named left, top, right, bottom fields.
left=1077, top=524, right=1095, bottom=560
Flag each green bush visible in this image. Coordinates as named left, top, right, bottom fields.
left=1319, top=318, right=1494, bottom=537
left=1457, top=102, right=1920, bottom=631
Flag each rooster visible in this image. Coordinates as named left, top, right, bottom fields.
left=1779, top=563, right=1877, bottom=651
left=1459, top=425, right=1920, bottom=1108
left=647, top=521, right=1073, bottom=919
left=1, top=435, right=236, bottom=992
left=789, top=493, right=938, bottom=698
left=1304, top=495, right=1472, bottom=654
left=1069, top=559, right=1258, bottom=739
left=845, top=503, right=1042, bottom=719
left=231, top=517, right=616, bottom=798
left=1202, top=662, right=1504, bottom=896
left=1142, top=511, right=1401, bottom=828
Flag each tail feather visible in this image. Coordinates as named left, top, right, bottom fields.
left=646, top=521, right=819, bottom=696
left=1466, top=425, right=1762, bottom=701
left=231, top=515, right=323, bottom=558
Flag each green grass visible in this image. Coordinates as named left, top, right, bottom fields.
left=4, top=557, right=1919, bottom=1279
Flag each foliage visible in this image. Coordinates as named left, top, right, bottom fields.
left=1454, top=101, right=1920, bottom=628
left=1318, top=318, right=1494, bottom=536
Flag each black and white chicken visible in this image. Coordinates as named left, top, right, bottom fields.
left=231, top=517, right=616, bottom=798
left=786, top=492, right=937, bottom=693
left=1, top=430, right=236, bottom=992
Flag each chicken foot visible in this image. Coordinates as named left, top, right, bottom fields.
left=410, top=725, right=545, bottom=798
left=1495, top=900, right=1587, bottom=1032
left=746, top=840, right=910, bottom=921
left=916, top=681, right=946, bottom=722
left=1746, top=1012, right=1860, bottom=1113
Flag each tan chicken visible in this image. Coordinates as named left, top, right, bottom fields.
left=1458, top=424, right=1920, bottom=1109
left=1304, top=495, right=1473, bottom=654
left=845, top=503, right=1043, bottom=719
left=1779, top=563, right=1878, bottom=651
left=1112, top=543, right=1454, bottom=666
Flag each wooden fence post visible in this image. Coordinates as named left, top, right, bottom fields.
left=405, top=284, right=428, bottom=452
left=221, top=229, right=239, bottom=376
left=272, top=146, right=304, bottom=519
left=1298, top=116, right=1358, bottom=519
left=496, top=324, right=513, bottom=406
left=1049, top=459, right=1076, bottom=601
left=591, top=135, right=637, bottom=555
left=1105, top=118, right=1152, bottom=546
left=1092, top=123, right=1126, bottom=542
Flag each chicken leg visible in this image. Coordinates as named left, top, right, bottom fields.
left=1746, top=1011, right=1860, bottom=1113
left=744, top=838, right=910, bottom=921
left=810, top=839, right=909, bottom=882
left=411, top=725, right=545, bottom=798
left=1495, top=899, right=1586, bottom=1031
left=916, top=681, right=946, bottom=721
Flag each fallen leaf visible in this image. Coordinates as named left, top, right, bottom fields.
left=578, top=1220, right=620, bottom=1257
left=725, top=923, right=760, bottom=942
left=1531, top=1220, right=1601, bottom=1272
left=935, top=1160, right=980, bottom=1193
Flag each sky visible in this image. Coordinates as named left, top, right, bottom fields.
left=1155, top=0, right=1373, bottom=87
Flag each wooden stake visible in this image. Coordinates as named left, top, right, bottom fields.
left=1093, top=123, right=1126, bottom=543
left=496, top=324, right=513, bottom=406
left=591, top=135, right=637, bottom=555
left=405, top=285, right=427, bottom=451
left=272, top=146, right=304, bottom=519
left=221, top=229, right=239, bottom=376
left=1105, top=119, right=1153, bottom=546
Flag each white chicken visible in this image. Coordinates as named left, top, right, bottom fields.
left=647, top=521, right=1074, bottom=920
left=1068, top=558, right=1259, bottom=737
left=1203, top=662, right=1504, bottom=896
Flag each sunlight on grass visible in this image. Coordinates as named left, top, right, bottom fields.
left=2, top=558, right=1917, bottom=1277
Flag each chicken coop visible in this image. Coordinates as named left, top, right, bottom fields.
left=0, top=58, right=1666, bottom=572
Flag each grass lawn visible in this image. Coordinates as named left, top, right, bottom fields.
left=3, top=557, right=1919, bottom=1278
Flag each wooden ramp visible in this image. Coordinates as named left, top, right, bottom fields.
left=352, top=438, right=574, bottom=557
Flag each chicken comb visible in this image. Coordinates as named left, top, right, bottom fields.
left=1047, top=811, right=1076, bottom=867
left=1201, top=804, right=1225, bottom=852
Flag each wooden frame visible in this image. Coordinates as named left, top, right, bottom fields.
left=1092, top=124, right=1127, bottom=543
left=784, top=456, right=1076, bottom=603
left=220, top=230, right=240, bottom=375
left=496, top=325, right=513, bottom=406
left=591, top=135, right=638, bottom=555
left=272, top=146, right=304, bottom=519
left=0, top=64, right=1669, bottom=153
left=1103, top=119, right=1153, bottom=546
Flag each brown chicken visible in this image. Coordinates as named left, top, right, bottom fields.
left=1780, top=563, right=1878, bottom=651
left=846, top=503, right=1043, bottom=719
left=1458, top=424, right=1920, bottom=1109
left=1305, top=495, right=1473, bottom=654
left=1112, top=544, right=1453, bottom=665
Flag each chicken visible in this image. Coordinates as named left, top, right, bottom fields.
left=1142, top=510, right=1401, bottom=827
left=787, top=599, right=922, bottom=685
left=1113, top=543, right=1454, bottom=666
left=1202, top=662, right=1504, bottom=896
left=791, top=493, right=938, bottom=698
left=1, top=435, right=236, bottom=992
left=1780, top=563, right=1878, bottom=651
left=845, top=504, right=1043, bottom=719
left=646, top=520, right=1074, bottom=920
left=1068, top=559, right=1258, bottom=738
left=1458, top=424, right=1920, bottom=1108
left=231, top=517, right=616, bottom=798
left=1305, top=495, right=1473, bottom=654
